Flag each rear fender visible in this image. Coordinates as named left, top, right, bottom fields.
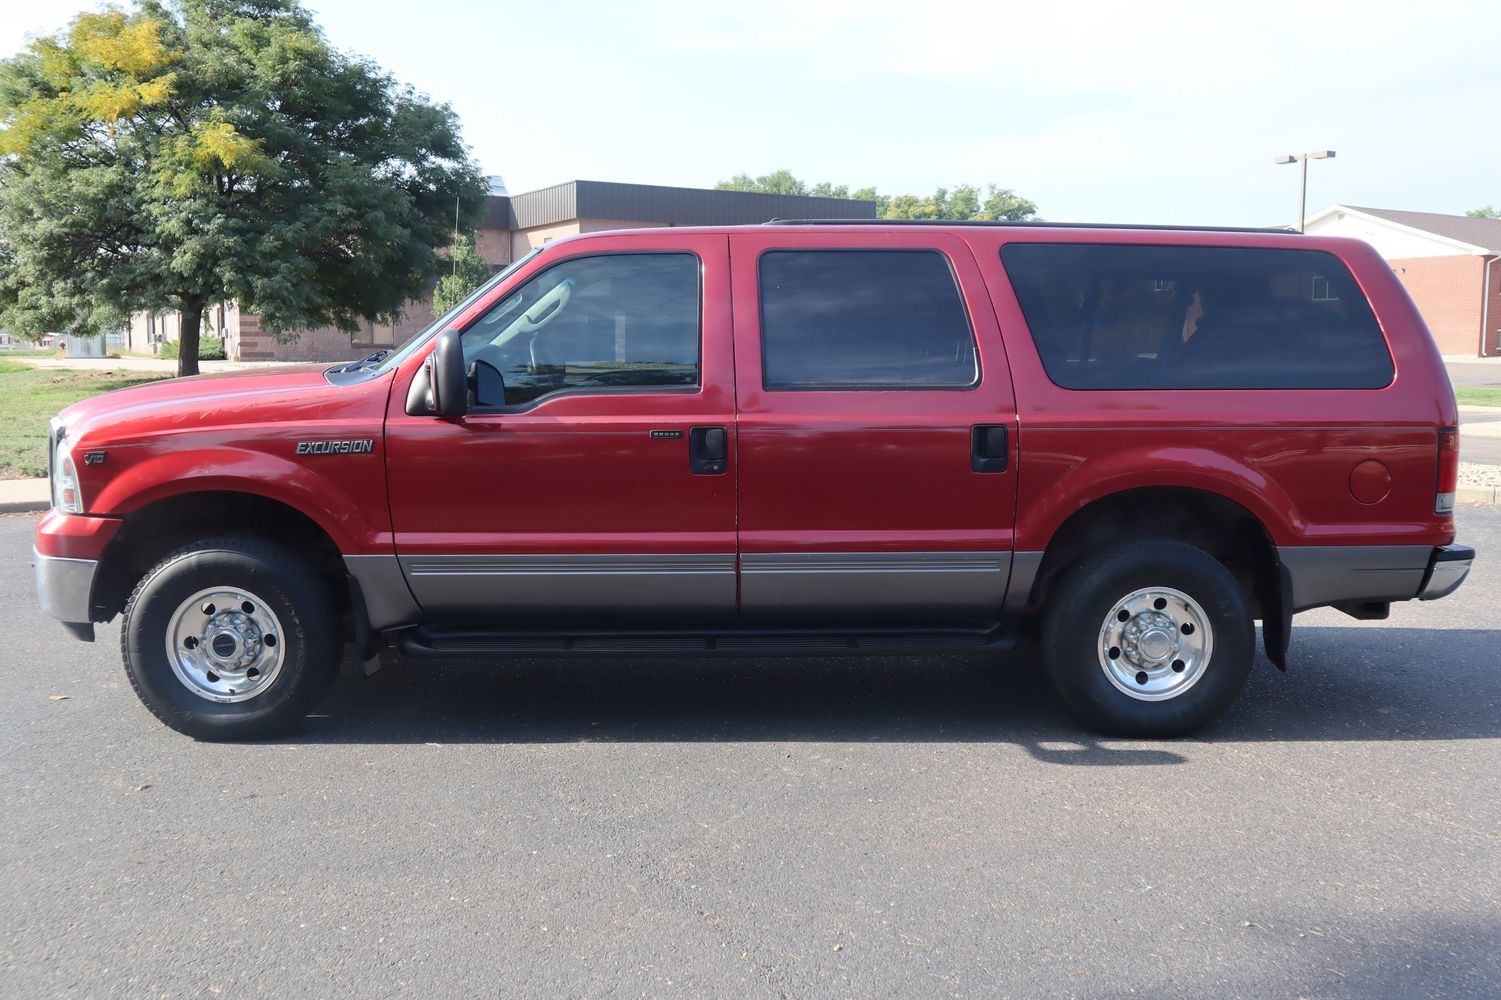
left=1019, top=443, right=1303, bottom=552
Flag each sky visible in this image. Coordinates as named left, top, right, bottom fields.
left=3, top=0, right=1498, bottom=227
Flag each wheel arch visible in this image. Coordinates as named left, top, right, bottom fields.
left=90, top=490, right=352, bottom=625
left=1020, top=485, right=1281, bottom=622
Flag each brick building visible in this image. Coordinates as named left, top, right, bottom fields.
left=1303, top=206, right=1501, bottom=356
left=128, top=180, right=876, bottom=363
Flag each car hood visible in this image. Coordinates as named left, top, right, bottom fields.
left=57, top=364, right=376, bottom=442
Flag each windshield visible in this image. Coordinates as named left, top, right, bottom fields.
left=367, top=246, right=545, bottom=376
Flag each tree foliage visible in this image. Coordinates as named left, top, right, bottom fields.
left=716, top=170, right=1038, bottom=221
left=431, top=234, right=492, bottom=316
left=1466, top=206, right=1500, bottom=219
left=0, top=0, right=486, bottom=375
left=717, top=169, right=811, bottom=197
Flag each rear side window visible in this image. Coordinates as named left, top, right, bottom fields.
left=1001, top=244, right=1394, bottom=390
left=759, top=250, right=978, bottom=389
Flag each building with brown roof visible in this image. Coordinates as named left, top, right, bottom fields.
left=125, top=180, right=877, bottom=363
left=1304, top=205, right=1501, bottom=357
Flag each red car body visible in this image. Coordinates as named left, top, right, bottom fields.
left=33, top=222, right=1474, bottom=737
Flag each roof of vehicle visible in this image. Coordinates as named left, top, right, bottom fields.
left=763, top=219, right=1297, bottom=234
left=540, top=220, right=1354, bottom=252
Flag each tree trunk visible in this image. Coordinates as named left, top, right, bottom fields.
left=177, top=298, right=205, bottom=378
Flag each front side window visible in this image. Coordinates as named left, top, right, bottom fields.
left=1001, top=243, right=1394, bottom=390
left=759, top=250, right=978, bottom=389
left=460, top=253, right=700, bottom=408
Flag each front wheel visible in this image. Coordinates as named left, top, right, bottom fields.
left=121, top=536, right=341, bottom=740
left=1043, top=539, right=1254, bottom=736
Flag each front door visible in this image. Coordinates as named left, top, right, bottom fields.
left=384, top=233, right=737, bottom=625
left=729, top=230, right=1018, bottom=625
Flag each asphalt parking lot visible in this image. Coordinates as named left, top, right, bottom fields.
left=2, top=509, right=1498, bottom=999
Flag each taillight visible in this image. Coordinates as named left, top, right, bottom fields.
left=1435, top=427, right=1459, bottom=515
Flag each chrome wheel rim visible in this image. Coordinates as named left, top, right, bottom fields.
left=1097, top=586, right=1213, bottom=702
left=165, top=586, right=285, bottom=703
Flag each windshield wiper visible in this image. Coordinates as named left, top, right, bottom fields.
left=334, top=350, right=391, bottom=374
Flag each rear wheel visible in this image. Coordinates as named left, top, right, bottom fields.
left=1043, top=539, right=1254, bottom=736
left=121, top=536, right=341, bottom=740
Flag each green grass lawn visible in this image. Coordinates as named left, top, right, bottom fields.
left=1455, top=386, right=1501, bottom=408
left=0, top=360, right=167, bottom=478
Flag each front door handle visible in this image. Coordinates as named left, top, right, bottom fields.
left=971, top=424, right=1008, bottom=473
left=690, top=426, right=728, bottom=475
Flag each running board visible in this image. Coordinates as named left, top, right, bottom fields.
left=397, top=625, right=1018, bottom=658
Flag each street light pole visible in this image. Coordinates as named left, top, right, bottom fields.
left=1298, top=155, right=1308, bottom=232
left=1273, top=150, right=1336, bottom=232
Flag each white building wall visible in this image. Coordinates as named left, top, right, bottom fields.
left=1304, top=209, right=1472, bottom=259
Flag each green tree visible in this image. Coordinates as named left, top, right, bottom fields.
left=977, top=185, right=1037, bottom=221
left=0, top=0, right=485, bottom=376
left=716, top=169, right=810, bottom=197
left=1466, top=206, right=1500, bottom=219
left=715, top=171, right=1037, bottom=221
left=431, top=234, right=492, bottom=316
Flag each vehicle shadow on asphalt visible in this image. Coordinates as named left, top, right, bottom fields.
left=300, top=647, right=1188, bottom=765
left=292, top=627, right=1501, bottom=757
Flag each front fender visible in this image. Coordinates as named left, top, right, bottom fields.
left=87, top=445, right=389, bottom=555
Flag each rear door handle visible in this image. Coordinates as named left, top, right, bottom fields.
left=690, top=426, right=728, bottom=475
left=971, top=424, right=1008, bottom=473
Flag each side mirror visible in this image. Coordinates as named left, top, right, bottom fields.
left=468, top=359, right=506, bottom=408
left=431, top=329, right=467, bottom=418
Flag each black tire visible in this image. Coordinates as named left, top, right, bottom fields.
left=121, top=536, right=341, bottom=740
left=1042, top=539, right=1254, bottom=737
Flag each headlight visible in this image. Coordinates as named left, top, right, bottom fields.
left=50, top=420, right=83, bottom=514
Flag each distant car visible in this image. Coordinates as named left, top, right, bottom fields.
left=34, top=221, right=1473, bottom=739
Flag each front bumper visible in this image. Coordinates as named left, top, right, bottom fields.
left=1418, top=544, right=1474, bottom=601
left=33, top=510, right=122, bottom=641
left=33, top=548, right=99, bottom=625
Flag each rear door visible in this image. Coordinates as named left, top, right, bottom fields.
left=729, top=229, right=1019, bottom=625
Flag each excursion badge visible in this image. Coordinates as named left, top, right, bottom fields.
left=295, top=439, right=375, bottom=456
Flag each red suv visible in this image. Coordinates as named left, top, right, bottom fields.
left=33, top=222, right=1473, bottom=739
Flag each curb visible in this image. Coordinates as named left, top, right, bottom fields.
left=0, top=478, right=49, bottom=514
left=1458, top=485, right=1500, bottom=506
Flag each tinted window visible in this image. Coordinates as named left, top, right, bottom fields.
left=461, top=253, right=699, bottom=408
left=1001, top=244, right=1394, bottom=390
left=759, top=250, right=977, bottom=389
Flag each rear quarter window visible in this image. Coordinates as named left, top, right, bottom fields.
left=1000, top=244, right=1395, bottom=390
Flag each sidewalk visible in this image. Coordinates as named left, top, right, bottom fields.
left=0, top=479, right=48, bottom=513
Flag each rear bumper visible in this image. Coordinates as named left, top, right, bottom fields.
left=33, top=547, right=99, bottom=624
left=1277, top=543, right=1473, bottom=612
left=1418, top=544, right=1474, bottom=601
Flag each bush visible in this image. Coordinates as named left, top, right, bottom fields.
left=158, top=336, right=225, bottom=361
